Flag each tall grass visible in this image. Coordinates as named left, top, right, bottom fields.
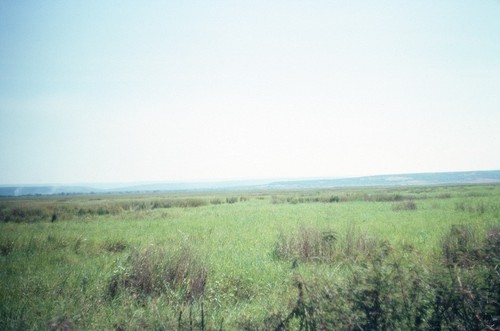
left=1, top=184, right=499, bottom=329
left=0, top=195, right=243, bottom=223
left=108, top=244, right=208, bottom=301
left=274, top=224, right=379, bottom=263
left=273, top=224, right=499, bottom=330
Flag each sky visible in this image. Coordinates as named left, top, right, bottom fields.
left=1, top=1, right=499, bottom=185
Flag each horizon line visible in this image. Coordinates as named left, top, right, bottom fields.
left=1, top=168, right=499, bottom=188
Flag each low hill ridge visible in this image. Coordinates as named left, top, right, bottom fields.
left=1, top=170, right=499, bottom=196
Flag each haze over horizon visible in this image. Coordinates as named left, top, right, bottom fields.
left=1, top=1, right=499, bottom=185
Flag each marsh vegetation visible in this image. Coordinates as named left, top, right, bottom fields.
left=1, top=184, right=499, bottom=329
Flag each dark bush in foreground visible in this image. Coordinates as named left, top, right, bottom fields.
left=273, top=224, right=500, bottom=330
left=429, top=225, right=500, bottom=330
left=441, top=224, right=479, bottom=267
left=275, top=243, right=431, bottom=330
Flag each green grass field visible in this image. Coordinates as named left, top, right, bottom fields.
left=1, top=184, right=499, bottom=330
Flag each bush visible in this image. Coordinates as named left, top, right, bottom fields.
left=178, top=198, right=208, bottom=208
left=430, top=224, right=500, bottom=330
left=226, top=197, right=239, bottom=204
left=327, top=195, right=340, bottom=203
left=441, top=224, right=478, bottom=267
left=0, top=239, right=15, bottom=256
left=271, top=224, right=500, bottom=330
left=365, top=194, right=416, bottom=202
left=0, top=206, right=49, bottom=222
left=209, top=198, right=223, bottom=205
left=276, top=244, right=431, bottom=330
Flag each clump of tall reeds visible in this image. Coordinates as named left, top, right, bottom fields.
left=273, top=225, right=336, bottom=262
left=108, top=244, right=208, bottom=302
left=273, top=224, right=379, bottom=263
left=392, top=200, right=417, bottom=211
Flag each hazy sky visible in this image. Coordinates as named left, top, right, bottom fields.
left=1, top=1, right=499, bottom=185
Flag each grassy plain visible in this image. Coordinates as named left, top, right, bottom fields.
left=1, top=184, right=499, bottom=330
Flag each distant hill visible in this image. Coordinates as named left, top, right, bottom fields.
left=1, top=170, right=499, bottom=196
left=0, top=185, right=99, bottom=197
left=262, top=170, right=500, bottom=190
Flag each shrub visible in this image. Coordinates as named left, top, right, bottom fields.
left=328, top=195, right=340, bottom=203
left=209, top=198, right=223, bottom=205
left=0, top=239, right=15, bottom=256
left=275, top=244, right=432, bottom=330
left=484, top=226, right=500, bottom=263
left=430, top=224, right=500, bottom=330
left=226, top=197, right=239, bottom=204
left=152, top=198, right=208, bottom=208
left=272, top=224, right=500, bottom=330
left=178, top=198, right=207, bottom=208
left=365, top=193, right=416, bottom=202
left=441, top=224, right=479, bottom=267
left=347, top=247, right=431, bottom=330
left=0, top=206, right=49, bottom=222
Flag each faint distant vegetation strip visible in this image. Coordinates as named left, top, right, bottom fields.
left=1, top=184, right=498, bottom=223
left=0, top=196, right=248, bottom=223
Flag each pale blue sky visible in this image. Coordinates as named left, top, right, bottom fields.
left=1, top=1, right=499, bottom=185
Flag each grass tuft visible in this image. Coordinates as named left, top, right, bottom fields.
left=0, top=239, right=15, bottom=256
left=47, top=316, right=75, bottom=331
left=392, top=200, right=417, bottom=211
left=274, top=224, right=384, bottom=264
left=441, top=224, right=478, bottom=267
left=273, top=225, right=336, bottom=262
left=108, top=244, right=208, bottom=302
left=102, top=240, right=127, bottom=253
